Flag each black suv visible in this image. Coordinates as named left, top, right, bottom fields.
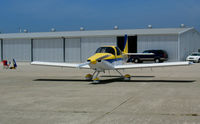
left=128, top=50, right=168, bottom=63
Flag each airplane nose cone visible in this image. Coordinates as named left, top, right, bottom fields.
left=87, top=59, right=97, bottom=64
left=87, top=53, right=111, bottom=65
left=91, top=60, right=97, bottom=64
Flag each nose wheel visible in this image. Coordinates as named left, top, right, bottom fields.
left=92, top=71, right=100, bottom=83
left=92, top=77, right=100, bottom=83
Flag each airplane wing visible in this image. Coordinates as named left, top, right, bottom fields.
left=114, top=61, right=191, bottom=69
left=31, top=61, right=90, bottom=69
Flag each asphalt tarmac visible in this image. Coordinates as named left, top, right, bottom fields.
left=0, top=62, right=200, bottom=124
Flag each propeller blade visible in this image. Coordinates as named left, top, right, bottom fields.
left=78, top=62, right=90, bottom=68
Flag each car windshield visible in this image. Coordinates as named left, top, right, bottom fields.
left=191, top=53, right=200, bottom=56
left=96, top=47, right=115, bottom=55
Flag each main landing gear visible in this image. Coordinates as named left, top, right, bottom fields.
left=85, top=70, right=131, bottom=83
left=116, top=70, right=131, bottom=81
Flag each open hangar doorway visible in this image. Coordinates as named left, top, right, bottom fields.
left=117, top=35, right=137, bottom=53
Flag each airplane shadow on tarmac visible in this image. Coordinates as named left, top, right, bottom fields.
left=33, top=75, right=195, bottom=85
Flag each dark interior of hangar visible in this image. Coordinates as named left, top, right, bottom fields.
left=117, top=36, right=137, bottom=53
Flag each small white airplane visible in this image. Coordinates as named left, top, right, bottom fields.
left=31, top=35, right=191, bottom=83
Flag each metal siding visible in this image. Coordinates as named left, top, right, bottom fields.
left=81, top=37, right=116, bottom=62
left=65, top=38, right=81, bottom=62
left=33, top=38, right=63, bottom=62
left=3, top=39, right=31, bottom=61
left=138, top=35, right=178, bottom=61
left=180, top=29, right=200, bottom=60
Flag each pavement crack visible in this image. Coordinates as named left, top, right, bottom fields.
left=159, top=113, right=200, bottom=117
left=88, top=95, right=135, bottom=124
left=88, top=84, right=153, bottom=124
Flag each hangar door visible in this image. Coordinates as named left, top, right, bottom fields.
left=3, top=39, right=31, bottom=61
left=117, top=36, right=137, bottom=53
left=65, top=38, right=81, bottom=62
left=81, top=37, right=116, bottom=62
left=33, top=38, right=63, bottom=62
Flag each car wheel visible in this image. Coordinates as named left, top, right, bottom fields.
left=130, top=58, right=134, bottom=63
left=198, top=59, right=200, bottom=63
left=154, top=58, right=160, bottom=63
left=134, top=58, right=139, bottom=63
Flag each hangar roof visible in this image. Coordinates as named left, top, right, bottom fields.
left=0, top=27, right=194, bottom=39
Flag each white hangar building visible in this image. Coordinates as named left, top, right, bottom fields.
left=0, top=27, right=200, bottom=62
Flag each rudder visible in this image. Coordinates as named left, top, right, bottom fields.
left=123, top=34, right=128, bottom=54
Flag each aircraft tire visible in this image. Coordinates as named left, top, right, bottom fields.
left=85, top=74, right=92, bottom=80
left=124, top=74, right=131, bottom=81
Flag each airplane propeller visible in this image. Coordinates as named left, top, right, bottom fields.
left=79, top=54, right=111, bottom=68
left=78, top=62, right=90, bottom=68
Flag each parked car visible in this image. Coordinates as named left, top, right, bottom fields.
left=127, top=50, right=168, bottom=63
left=186, top=52, right=200, bottom=63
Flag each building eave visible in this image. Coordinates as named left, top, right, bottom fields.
left=0, top=28, right=194, bottom=39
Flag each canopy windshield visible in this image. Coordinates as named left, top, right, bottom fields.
left=96, top=47, right=115, bottom=55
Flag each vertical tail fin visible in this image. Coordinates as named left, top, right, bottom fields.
left=123, top=34, right=128, bottom=54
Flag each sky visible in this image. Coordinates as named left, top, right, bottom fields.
left=0, top=0, right=200, bottom=33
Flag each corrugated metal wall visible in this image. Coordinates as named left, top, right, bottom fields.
left=65, top=38, right=81, bottom=62
left=33, top=38, right=63, bottom=62
left=3, top=39, right=31, bottom=61
left=138, top=35, right=178, bottom=61
left=1, top=30, right=199, bottom=62
left=180, top=29, right=200, bottom=60
left=81, top=37, right=116, bottom=62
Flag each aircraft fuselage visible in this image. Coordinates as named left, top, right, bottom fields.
left=87, top=46, right=124, bottom=71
